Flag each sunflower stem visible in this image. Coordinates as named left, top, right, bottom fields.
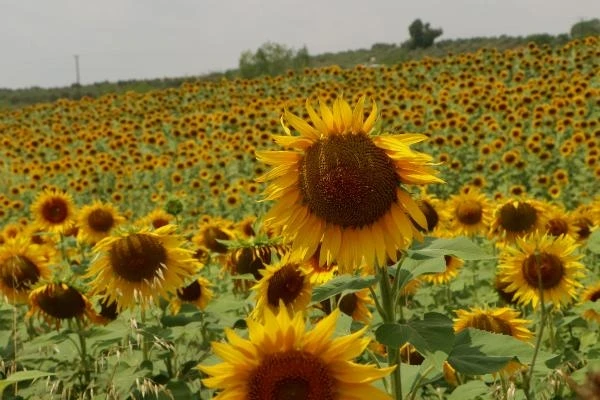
left=76, top=318, right=91, bottom=388
left=59, top=233, right=71, bottom=267
left=378, top=264, right=402, bottom=399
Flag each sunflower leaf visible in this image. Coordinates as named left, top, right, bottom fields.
left=0, top=370, right=55, bottom=394
left=375, top=313, right=454, bottom=354
left=410, top=237, right=495, bottom=260
left=587, top=230, right=600, bottom=254
left=311, top=275, right=377, bottom=303
left=447, top=380, right=490, bottom=400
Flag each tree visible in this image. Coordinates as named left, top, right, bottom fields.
left=238, top=42, right=310, bottom=79
left=407, top=19, right=443, bottom=49
left=570, top=18, right=600, bottom=38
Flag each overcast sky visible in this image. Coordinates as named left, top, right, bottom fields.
left=1, top=0, right=598, bottom=89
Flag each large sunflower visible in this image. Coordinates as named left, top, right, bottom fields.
left=86, top=225, right=201, bottom=311
left=251, top=253, right=312, bottom=322
left=256, top=96, right=443, bottom=273
left=0, top=237, right=52, bottom=303
left=497, top=233, right=585, bottom=309
left=77, top=201, right=125, bottom=244
left=30, top=189, right=77, bottom=234
left=199, top=307, right=394, bottom=400
left=445, top=189, right=492, bottom=237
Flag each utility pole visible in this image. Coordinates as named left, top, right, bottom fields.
left=74, top=54, right=80, bottom=85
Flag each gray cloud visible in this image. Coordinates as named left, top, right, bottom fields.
left=1, top=0, right=598, bottom=88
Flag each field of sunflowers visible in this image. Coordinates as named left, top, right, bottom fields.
left=0, top=36, right=599, bottom=399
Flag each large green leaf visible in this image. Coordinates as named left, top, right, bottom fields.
left=0, top=370, right=55, bottom=394
left=447, top=380, right=490, bottom=400
left=311, top=275, right=377, bottom=302
left=447, top=328, right=535, bottom=375
left=410, top=237, right=495, bottom=260
left=395, top=255, right=446, bottom=291
left=375, top=313, right=455, bottom=354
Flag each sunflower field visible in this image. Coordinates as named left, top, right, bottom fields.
left=1, top=36, right=600, bottom=400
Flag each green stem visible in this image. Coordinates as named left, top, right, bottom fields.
left=76, top=319, right=91, bottom=388
left=378, top=265, right=402, bottom=399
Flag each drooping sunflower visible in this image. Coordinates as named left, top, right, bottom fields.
left=338, top=289, right=374, bottom=324
left=580, top=281, right=600, bottom=323
left=256, top=96, right=443, bottom=273
left=77, top=201, right=125, bottom=244
left=86, top=225, right=201, bottom=311
left=199, top=307, right=394, bottom=400
left=27, top=283, right=101, bottom=328
left=453, top=307, right=533, bottom=375
left=250, top=254, right=312, bottom=321
left=490, top=198, right=548, bottom=242
left=169, top=277, right=214, bottom=315
left=30, top=189, right=77, bottom=233
left=421, top=255, right=464, bottom=285
left=0, top=237, right=53, bottom=303
left=497, top=233, right=585, bottom=309
left=445, top=188, right=492, bottom=237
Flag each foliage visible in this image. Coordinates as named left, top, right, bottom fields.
left=570, top=18, right=600, bottom=38
left=238, top=42, right=310, bottom=78
left=406, top=19, right=444, bottom=49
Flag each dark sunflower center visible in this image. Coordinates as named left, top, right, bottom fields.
left=248, top=350, right=336, bottom=400
left=456, top=200, right=483, bottom=225
left=0, top=255, right=41, bottom=290
left=87, top=209, right=115, bottom=232
left=109, top=234, right=167, bottom=282
left=37, top=284, right=86, bottom=319
left=495, top=276, right=517, bottom=304
left=99, top=298, right=119, bottom=321
left=590, top=291, right=600, bottom=302
left=574, top=217, right=592, bottom=239
left=41, top=198, right=69, bottom=223
left=203, top=227, right=230, bottom=253
left=298, top=134, right=399, bottom=229
left=546, top=218, right=569, bottom=237
left=470, top=314, right=513, bottom=335
left=177, top=280, right=202, bottom=301
left=499, top=202, right=537, bottom=233
left=234, top=246, right=272, bottom=280
left=522, top=252, right=564, bottom=289
left=152, top=218, right=170, bottom=229
left=338, top=293, right=358, bottom=317
left=267, top=264, right=304, bottom=307
left=400, top=345, right=425, bottom=365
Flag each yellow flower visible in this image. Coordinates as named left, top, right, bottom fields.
left=199, top=307, right=394, bottom=399
left=421, top=255, right=464, bottom=285
left=30, top=189, right=77, bottom=233
left=497, top=233, right=585, bottom=309
left=77, top=201, right=125, bottom=244
left=445, top=188, right=492, bottom=237
left=0, top=237, right=52, bottom=303
left=338, top=289, right=374, bottom=324
left=250, top=254, right=312, bottom=321
left=86, top=225, right=201, bottom=311
left=580, top=281, right=600, bottom=323
left=257, top=96, right=442, bottom=273
left=169, top=277, right=214, bottom=314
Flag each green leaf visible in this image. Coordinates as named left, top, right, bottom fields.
left=588, top=230, right=600, bottom=254
left=447, top=380, right=490, bottom=400
left=375, top=313, right=455, bottom=354
left=447, top=328, right=535, bottom=375
left=395, top=255, right=446, bottom=291
left=411, top=237, right=495, bottom=260
left=0, top=370, right=55, bottom=393
left=311, top=275, right=377, bottom=303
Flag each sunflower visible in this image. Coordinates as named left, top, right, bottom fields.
left=497, top=233, right=585, bottom=309
left=580, top=282, right=600, bottom=323
left=421, top=255, right=464, bottom=285
left=193, top=217, right=236, bottom=254
left=250, top=254, right=312, bottom=321
left=30, top=189, right=77, bottom=233
left=490, top=198, right=548, bottom=242
left=169, top=277, right=214, bottom=315
left=137, top=208, right=174, bottom=230
left=227, top=243, right=287, bottom=281
left=86, top=225, right=201, bottom=311
left=199, top=307, right=394, bottom=400
left=445, top=188, right=492, bottom=237
left=338, top=289, right=374, bottom=324
left=256, top=96, right=443, bottom=273
left=305, top=245, right=338, bottom=284
left=544, top=206, right=576, bottom=238
left=27, top=283, right=101, bottom=328
left=77, top=201, right=125, bottom=244
left=415, top=190, right=444, bottom=235
left=453, top=307, right=533, bottom=375
left=0, top=237, right=53, bottom=303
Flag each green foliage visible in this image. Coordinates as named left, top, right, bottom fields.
left=570, top=18, right=600, bottom=38
left=238, top=42, right=310, bottom=78
left=407, top=19, right=443, bottom=49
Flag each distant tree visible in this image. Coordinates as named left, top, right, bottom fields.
left=570, top=18, right=600, bottom=38
left=407, top=19, right=443, bottom=49
left=238, top=42, right=310, bottom=78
